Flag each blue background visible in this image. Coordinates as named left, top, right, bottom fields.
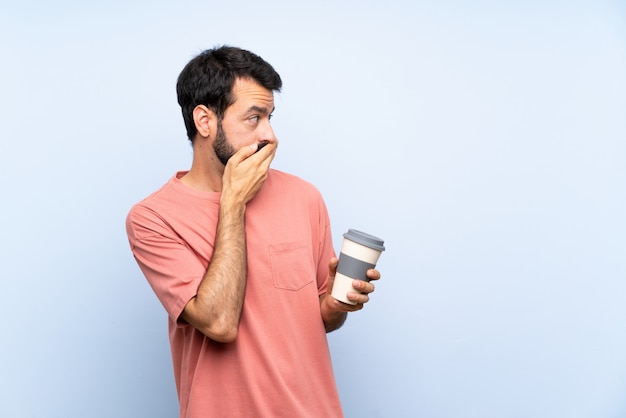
left=1, top=1, right=625, bottom=417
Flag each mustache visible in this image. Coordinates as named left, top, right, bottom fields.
left=255, top=141, right=269, bottom=153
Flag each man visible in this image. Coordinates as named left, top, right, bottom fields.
left=126, top=45, right=381, bottom=417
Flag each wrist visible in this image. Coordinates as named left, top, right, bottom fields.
left=321, top=294, right=347, bottom=332
left=219, top=194, right=246, bottom=218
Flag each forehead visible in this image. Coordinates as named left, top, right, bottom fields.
left=229, top=77, right=274, bottom=110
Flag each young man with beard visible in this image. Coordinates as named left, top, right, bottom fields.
left=126, top=46, right=381, bottom=417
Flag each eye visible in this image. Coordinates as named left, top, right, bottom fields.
left=269, top=113, right=274, bottom=121
left=248, top=115, right=259, bottom=124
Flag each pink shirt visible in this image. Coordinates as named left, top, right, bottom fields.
left=126, top=170, right=343, bottom=417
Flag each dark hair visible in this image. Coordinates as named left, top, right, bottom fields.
left=176, top=46, right=283, bottom=141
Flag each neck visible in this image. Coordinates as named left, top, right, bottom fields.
left=180, top=142, right=225, bottom=192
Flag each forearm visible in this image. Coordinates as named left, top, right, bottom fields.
left=320, top=294, right=348, bottom=333
left=181, top=202, right=247, bottom=342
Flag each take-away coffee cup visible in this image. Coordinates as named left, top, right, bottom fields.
left=331, top=229, right=385, bottom=305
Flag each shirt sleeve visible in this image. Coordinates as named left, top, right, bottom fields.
left=315, top=193, right=336, bottom=296
left=126, top=204, right=206, bottom=325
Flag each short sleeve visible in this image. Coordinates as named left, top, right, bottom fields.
left=126, top=204, right=207, bottom=325
left=314, top=192, right=336, bottom=296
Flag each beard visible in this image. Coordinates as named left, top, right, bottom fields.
left=213, top=121, right=236, bottom=166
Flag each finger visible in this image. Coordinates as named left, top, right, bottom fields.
left=229, top=143, right=260, bottom=165
left=327, top=295, right=361, bottom=313
left=346, top=291, right=369, bottom=307
left=352, top=279, right=375, bottom=295
left=248, top=143, right=276, bottom=174
left=328, top=294, right=362, bottom=311
left=366, top=268, right=381, bottom=281
left=256, top=140, right=277, bottom=154
left=262, top=141, right=278, bottom=163
left=251, top=140, right=277, bottom=161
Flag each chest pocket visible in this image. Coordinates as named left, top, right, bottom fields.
left=269, top=241, right=315, bottom=291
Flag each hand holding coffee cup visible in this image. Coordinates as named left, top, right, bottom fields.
left=331, top=229, right=385, bottom=305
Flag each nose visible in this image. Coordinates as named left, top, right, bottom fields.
left=259, top=119, right=277, bottom=144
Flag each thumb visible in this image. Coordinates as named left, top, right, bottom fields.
left=328, top=257, right=338, bottom=280
left=328, top=257, right=338, bottom=276
left=327, top=257, right=339, bottom=292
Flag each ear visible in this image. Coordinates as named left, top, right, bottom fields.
left=192, top=105, right=217, bottom=139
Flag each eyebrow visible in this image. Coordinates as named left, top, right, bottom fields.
left=246, top=105, right=275, bottom=115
